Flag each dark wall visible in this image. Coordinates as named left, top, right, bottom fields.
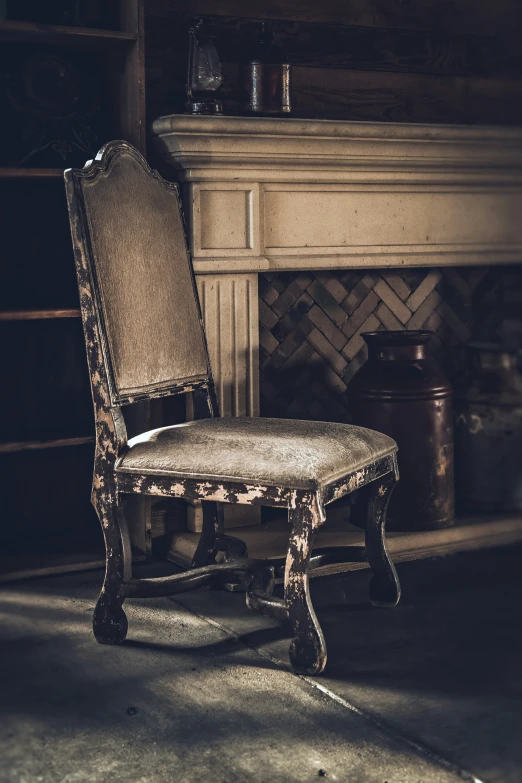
left=145, top=0, right=522, bottom=127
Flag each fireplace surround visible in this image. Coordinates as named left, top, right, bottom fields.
left=152, top=115, right=522, bottom=417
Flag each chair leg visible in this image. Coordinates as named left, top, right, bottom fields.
left=366, top=472, right=401, bottom=608
left=93, top=501, right=131, bottom=645
left=192, top=501, right=223, bottom=568
left=192, top=501, right=250, bottom=571
left=285, top=502, right=327, bottom=675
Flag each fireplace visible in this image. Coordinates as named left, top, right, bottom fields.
left=152, top=115, right=522, bottom=562
left=153, top=115, right=522, bottom=416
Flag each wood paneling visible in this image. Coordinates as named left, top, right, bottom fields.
left=148, top=57, right=522, bottom=125
left=288, top=67, right=522, bottom=125
left=146, top=13, right=522, bottom=79
left=147, top=0, right=522, bottom=37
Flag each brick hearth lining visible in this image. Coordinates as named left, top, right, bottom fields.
left=259, top=267, right=520, bottom=422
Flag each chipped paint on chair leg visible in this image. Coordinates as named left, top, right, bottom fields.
left=365, top=470, right=401, bottom=608
left=93, top=501, right=131, bottom=644
left=285, top=494, right=327, bottom=675
left=191, top=501, right=223, bottom=567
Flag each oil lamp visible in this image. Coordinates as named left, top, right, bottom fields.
left=186, top=19, right=223, bottom=115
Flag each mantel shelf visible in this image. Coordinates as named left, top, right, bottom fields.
left=153, top=114, right=522, bottom=274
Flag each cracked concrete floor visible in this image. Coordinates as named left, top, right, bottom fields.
left=1, top=546, right=521, bottom=783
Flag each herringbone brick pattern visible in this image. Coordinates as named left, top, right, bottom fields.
left=259, top=267, right=522, bottom=422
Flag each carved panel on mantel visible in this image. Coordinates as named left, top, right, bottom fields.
left=192, top=182, right=261, bottom=259
left=263, top=186, right=521, bottom=256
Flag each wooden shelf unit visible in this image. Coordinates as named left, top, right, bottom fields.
left=0, top=0, right=146, bottom=581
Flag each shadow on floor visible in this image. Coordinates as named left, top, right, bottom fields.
left=0, top=569, right=465, bottom=783
left=171, top=546, right=522, bottom=783
left=294, top=548, right=522, bottom=783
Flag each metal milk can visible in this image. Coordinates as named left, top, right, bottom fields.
left=346, top=330, right=455, bottom=531
left=454, top=343, right=522, bottom=512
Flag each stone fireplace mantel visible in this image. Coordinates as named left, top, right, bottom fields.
left=152, top=115, right=522, bottom=421
left=153, top=115, right=522, bottom=275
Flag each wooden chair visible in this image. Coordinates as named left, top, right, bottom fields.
left=64, top=141, right=401, bottom=675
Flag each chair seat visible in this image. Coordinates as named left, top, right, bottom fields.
left=116, top=417, right=397, bottom=491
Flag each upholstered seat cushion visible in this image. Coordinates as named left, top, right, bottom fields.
left=116, top=417, right=396, bottom=491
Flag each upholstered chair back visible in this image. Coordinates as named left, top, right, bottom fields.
left=67, top=142, right=210, bottom=404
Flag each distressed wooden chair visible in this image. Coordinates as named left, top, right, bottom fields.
left=64, top=141, right=401, bottom=675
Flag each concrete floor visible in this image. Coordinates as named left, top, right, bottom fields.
left=1, top=547, right=521, bottom=783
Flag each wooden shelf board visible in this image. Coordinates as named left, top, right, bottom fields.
left=0, top=2, right=146, bottom=590
left=0, top=19, right=137, bottom=45
left=0, top=309, right=81, bottom=321
left=0, top=551, right=146, bottom=584
left=0, top=168, right=64, bottom=178
left=0, top=553, right=105, bottom=583
left=0, top=436, right=94, bottom=454
left=168, top=511, right=522, bottom=576
left=0, top=308, right=81, bottom=321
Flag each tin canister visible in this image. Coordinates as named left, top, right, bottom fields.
left=346, top=330, right=454, bottom=531
left=454, top=343, right=522, bottom=512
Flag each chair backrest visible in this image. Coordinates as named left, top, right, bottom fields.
left=64, top=141, right=211, bottom=406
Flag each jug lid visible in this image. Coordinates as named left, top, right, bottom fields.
left=363, top=330, right=433, bottom=347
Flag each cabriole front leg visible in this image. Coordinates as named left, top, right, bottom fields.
left=93, top=500, right=131, bottom=644
left=365, top=470, right=401, bottom=608
left=285, top=501, right=327, bottom=675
